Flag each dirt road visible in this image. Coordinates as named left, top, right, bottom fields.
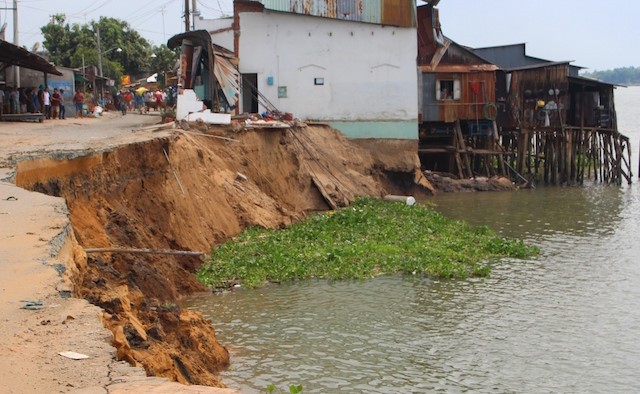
left=0, top=113, right=236, bottom=393
left=0, top=112, right=171, bottom=167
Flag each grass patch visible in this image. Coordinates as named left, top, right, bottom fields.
left=197, top=197, right=538, bottom=288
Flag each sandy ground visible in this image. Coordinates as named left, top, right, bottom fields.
left=0, top=112, right=237, bottom=393
left=0, top=112, right=172, bottom=167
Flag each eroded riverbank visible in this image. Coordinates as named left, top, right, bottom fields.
left=2, top=115, right=435, bottom=390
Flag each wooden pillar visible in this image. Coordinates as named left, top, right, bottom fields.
left=492, top=121, right=506, bottom=176
left=454, top=120, right=472, bottom=178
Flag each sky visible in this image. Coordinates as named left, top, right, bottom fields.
left=1, top=0, right=638, bottom=71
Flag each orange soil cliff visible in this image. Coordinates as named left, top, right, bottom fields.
left=14, top=124, right=432, bottom=386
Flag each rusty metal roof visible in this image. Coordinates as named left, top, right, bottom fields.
left=0, top=39, right=62, bottom=76
left=253, top=0, right=416, bottom=27
left=421, top=64, right=499, bottom=73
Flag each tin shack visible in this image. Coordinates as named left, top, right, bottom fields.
left=475, top=44, right=632, bottom=185
left=417, top=2, right=503, bottom=179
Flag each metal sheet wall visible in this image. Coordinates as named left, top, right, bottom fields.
left=382, top=0, right=415, bottom=27
left=337, top=0, right=362, bottom=22
left=263, top=0, right=293, bottom=12
left=261, top=0, right=414, bottom=26
left=362, top=0, right=382, bottom=24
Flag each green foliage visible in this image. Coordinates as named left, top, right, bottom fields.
left=581, top=66, right=640, bottom=85
left=150, top=44, right=179, bottom=88
left=266, top=384, right=303, bottom=394
left=198, top=198, right=539, bottom=288
left=41, top=14, right=155, bottom=81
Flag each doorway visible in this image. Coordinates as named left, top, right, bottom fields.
left=241, top=73, right=259, bottom=114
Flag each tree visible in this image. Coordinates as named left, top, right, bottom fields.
left=581, top=66, right=640, bottom=85
left=41, top=15, right=154, bottom=82
left=40, top=14, right=74, bottom=67
left=150, top=44, right=179, bottom=88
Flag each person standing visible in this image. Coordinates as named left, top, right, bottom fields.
left=124, top=90, right=132, bottom=111
left=37, top=85, right=45, bottom=113
left=73, top=88, right=85, bottom=118
left=0, top=87, right=4, bottom=118
left=136, top=92, right=144, bottom=114
left=24, top=88, right=34, bottom=113
left=59, top=89, right=66, bottom=119
left=51, top=88, right=61, bottom=120
left=119, top=91, right=127, bottom=115
left=19, top=88, right=28, bottom=113
left=43, top=87, right=51, bottom=119
left=10, top=87, right=19, bottom=114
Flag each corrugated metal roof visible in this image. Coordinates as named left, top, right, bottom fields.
left=362, top=0, right=382, bottom=24
left=0, top=39, right=62, bottom=76
left=259, top=0, right=414, bottom=27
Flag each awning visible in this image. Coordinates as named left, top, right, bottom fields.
left=0, top=39, right=63, bottom=75
left=75, top=74, right=89, bottom=83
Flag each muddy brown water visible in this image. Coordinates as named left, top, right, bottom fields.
left=185, top=87, right=640, bottom=393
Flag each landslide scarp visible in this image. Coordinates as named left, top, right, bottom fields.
left=14, top=124, right=423, bottom=386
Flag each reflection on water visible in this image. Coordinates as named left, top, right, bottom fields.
left=185, top=183, right=640, bottom=393
left=427, top=184, right=626, bottom=240
left=185, top=87, right=640, bottom=393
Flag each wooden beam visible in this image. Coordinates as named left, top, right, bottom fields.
left=85, top=248, right=204, bottom=257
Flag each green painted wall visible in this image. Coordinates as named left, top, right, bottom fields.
left=329, top=121, right=418, bottom=140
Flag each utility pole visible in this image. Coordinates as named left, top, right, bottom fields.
left=192, top=0, right=198, bottom=30
left=13, top=0, right=20, bottom=87
left=96, top=26, right=103, bottom=77
left=184, top=0, right=190, bottom=32
left=160, top=6, right=166, bottom=42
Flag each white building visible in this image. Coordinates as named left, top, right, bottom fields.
left=194, top=0, right=419, bottom=140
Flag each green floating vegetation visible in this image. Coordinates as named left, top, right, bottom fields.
left=197, top=197, right=539, bottom=288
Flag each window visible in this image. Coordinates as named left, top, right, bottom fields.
left=436, top=79, right=461, bottom=101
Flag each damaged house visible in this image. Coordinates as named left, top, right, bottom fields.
left=184, top=0, right=419, bottom=149
left=417, top=2, right=502, bottom=180
left=417, top=2, right=632, bottom=185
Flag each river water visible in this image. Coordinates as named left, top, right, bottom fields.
left=185, top=86, right=640, bottom=393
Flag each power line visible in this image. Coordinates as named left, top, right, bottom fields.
left=197, top=0, right=230, bottom=16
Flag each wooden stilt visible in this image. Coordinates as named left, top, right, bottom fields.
left=492, top=121, right=506, bottom=176
left=454, top=120, right=472, bottom=178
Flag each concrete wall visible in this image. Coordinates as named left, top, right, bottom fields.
left=194, top=17, right=235, bottom=51
left=236, top=10, right=419, bottom=139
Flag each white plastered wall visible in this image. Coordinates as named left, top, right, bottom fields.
left=237, top=11, right=418, bottom=124
left=193, top=17, right=235, bottom=51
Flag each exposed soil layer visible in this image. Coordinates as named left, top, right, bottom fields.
left=14, top=124, right=432, bottom=387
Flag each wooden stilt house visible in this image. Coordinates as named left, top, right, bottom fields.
left=475, top=44, right=633, bottom=185
left=417, top=3, right=505, bottom=180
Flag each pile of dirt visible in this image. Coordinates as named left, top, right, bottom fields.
left=14, top=124, right=432, bottom=387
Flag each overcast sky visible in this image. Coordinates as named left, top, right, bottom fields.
left=1, top=0, right=637, bottom=71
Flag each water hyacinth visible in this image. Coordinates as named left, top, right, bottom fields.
left=197, top=197, right=538, bottom=288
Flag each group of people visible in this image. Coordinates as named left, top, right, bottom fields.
left=0, top=85, right=89, bottom=120
left=2, top=84, right=177, bottom=120
left=112, top=88, right=175, bottom=116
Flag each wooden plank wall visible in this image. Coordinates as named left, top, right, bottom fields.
left=506, top=65, right=569, bottom=129
left=435, top=71, right=496, bottom=122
